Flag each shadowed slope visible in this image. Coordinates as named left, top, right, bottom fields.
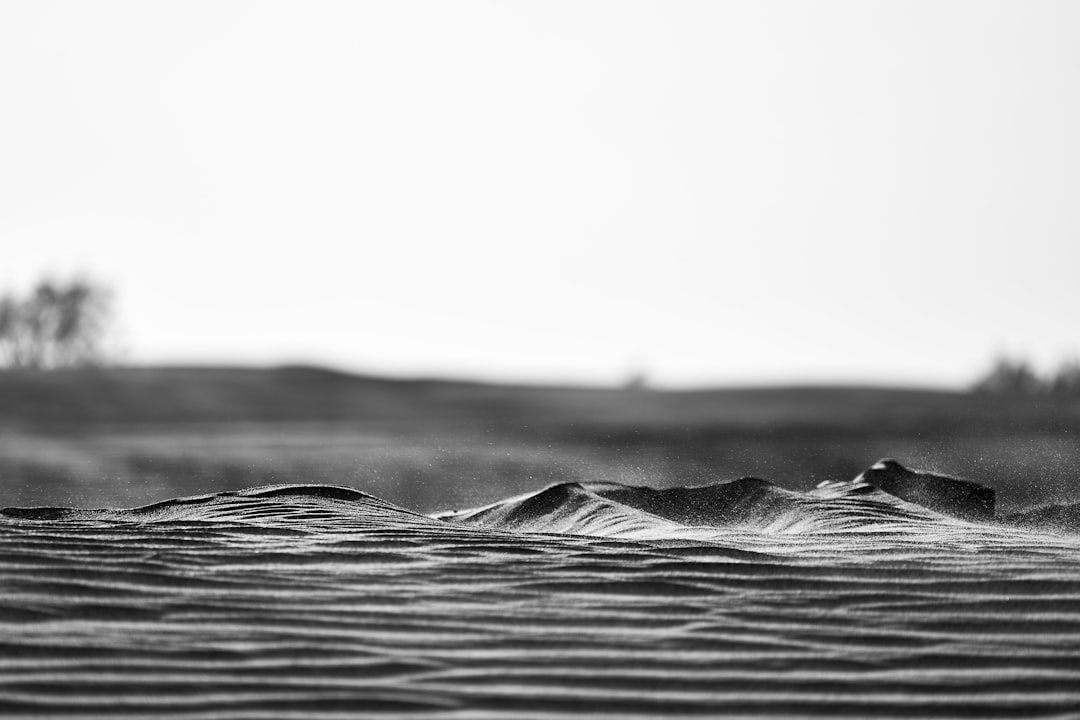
left=1001, top=501, right=1080, bottom=534
left=433, top=482, right=712, bottom=540
left=815, top=458, right=995, bottom=522
left=596, top=476, right=960, bottom=533
left=586, top=477, right=814, bottom=531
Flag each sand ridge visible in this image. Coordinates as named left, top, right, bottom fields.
left=2, top=466, right=1080, bottom=717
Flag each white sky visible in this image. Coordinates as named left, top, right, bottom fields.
left=1, top=1, right=1077, bottom=387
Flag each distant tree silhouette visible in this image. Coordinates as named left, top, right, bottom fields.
left=0, top=279, right=111, bottom=370
left=971, top=356, right=1043, bottom=396
left=972, top=356, right=1080, bottom=398
left=1050, top=358, right=1080, bottom=397
left=623, top=370, right=649, bottom=391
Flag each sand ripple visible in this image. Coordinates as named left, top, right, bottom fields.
left=2, top=481, right=1080, bottom=718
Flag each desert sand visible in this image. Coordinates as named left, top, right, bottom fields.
left=2, top=464, right=1080, bottom=718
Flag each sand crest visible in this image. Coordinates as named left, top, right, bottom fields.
left=2, top=470, right=1080, bottom=718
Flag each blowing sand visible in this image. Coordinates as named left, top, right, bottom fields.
left=2, top=474, right=1080, bottom=718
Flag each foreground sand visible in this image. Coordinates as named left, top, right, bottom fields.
left=2, top=481, right=1080, bottom=718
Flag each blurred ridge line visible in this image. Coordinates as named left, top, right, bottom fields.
left=0, top=364, right=1077, bottom=435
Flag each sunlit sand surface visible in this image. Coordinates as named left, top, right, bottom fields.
left=3, top=480, right=1080, bottom=718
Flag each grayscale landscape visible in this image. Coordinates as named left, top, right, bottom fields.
left=2, top=1, right=1078, bottom=717
left=2, top=370, right=1080, bottom=717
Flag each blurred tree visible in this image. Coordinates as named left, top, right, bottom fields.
left=0, top=279, right=111, bottom=370
left=971, top=356, right=1043, bottom=396
left=1050, top=358, right=1080, bottom=397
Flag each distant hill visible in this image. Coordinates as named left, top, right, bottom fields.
left=1, top=365, right=1077, bottom=437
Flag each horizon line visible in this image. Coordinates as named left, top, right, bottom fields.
left=0, top=361, right=976, bottom=394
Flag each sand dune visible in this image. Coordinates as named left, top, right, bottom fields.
left=3, top=465, right=1080, bottom=718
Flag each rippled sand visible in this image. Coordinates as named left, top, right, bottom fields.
left=2, top=482, right=1080, bottom=718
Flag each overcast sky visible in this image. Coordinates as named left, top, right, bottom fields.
left=1, top=1, right=1077, bottom=387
